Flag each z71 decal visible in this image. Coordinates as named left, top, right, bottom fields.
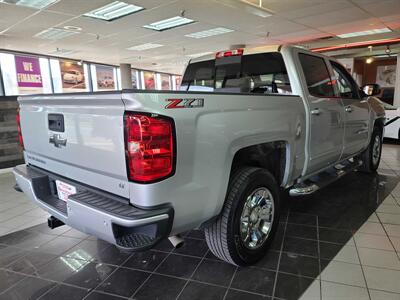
left=165, top=98, right=204, bottom=109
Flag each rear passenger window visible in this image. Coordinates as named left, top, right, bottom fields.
left=299, top=54, right=335, bottom=98
left=181, top=53, right=292, bottom=95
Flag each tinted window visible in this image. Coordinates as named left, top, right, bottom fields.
left=299, top=54, right=335, bottom=98
left=331, top=61, right=360, bottom=99
left=181, top=53, right=292, bottom=94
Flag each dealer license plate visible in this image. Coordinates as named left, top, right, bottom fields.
left=55, top=180, right=77, bottom=202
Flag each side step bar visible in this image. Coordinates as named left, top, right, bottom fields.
left=289, top=159, right=363, bottom=196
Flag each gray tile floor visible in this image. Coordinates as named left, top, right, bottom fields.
left=0, top=170, right=50, bottom=236
left=0, top=143, right=399, bottom=300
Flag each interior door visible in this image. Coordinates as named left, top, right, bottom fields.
left=298, top=53, right=345, bottom=174
left=330, top=61, right=370, bottom=158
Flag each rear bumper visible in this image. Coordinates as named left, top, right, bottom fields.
left=13, top=164, right=173, bottom=251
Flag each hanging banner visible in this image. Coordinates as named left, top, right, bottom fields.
left=60, top=60, right=86, bottom=91
left=15, top=55, right=43, bottom=88
left=96, top=65, right=115, bottom=90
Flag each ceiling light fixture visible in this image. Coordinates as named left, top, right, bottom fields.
left=63, top=25, right=82, bottom=31
left=127, top=43, right=164, bottom=51
left=366, top=57, right=374, bottom=64
left=49, top=48, right=77, bottom=55
left=0, top=0, right=57, bottom=9
left=143, top=16, right=195, bottom=31
left=34, top=28, right=79, bottom=40
left=84, top=1, right=144, bottom=21
left=185, top=27, right=234, bottom=39
left=240, top=0, right=273, bottom=18
left=337, top=28, right=392, bottom=39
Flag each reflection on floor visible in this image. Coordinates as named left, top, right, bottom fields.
left=0, top=144, right=398, bottom=300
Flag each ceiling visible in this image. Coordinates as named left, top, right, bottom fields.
left=0, top=0, right=399, bottom=74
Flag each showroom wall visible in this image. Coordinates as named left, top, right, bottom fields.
left=0, top=50, right=183, bottom=169
left=0, top=96, right=23, bottom=169
left=353, top=57, right=396, bottom=86
left=0, top=50, right=182, bottom=97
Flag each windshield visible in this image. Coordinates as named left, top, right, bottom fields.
left=181, top=52, right=292, bottom=95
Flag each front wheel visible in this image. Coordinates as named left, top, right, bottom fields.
left=359, top=127, right=383, bottom=173
left=204, top=167, right=280, bottom=266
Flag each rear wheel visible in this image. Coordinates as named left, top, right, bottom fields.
left=204, top=167, right=280, bottom=266
left=359, top=127, right=383, bottom=173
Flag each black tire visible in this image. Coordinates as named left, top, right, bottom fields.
left=359, top=127, right=383, bottom=173
left=204, top=167, right=280, bottom=266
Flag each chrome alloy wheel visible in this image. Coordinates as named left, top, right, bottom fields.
left=240, top=187, right=274, bottom=250
left=372, top=135, right=381, bottom=166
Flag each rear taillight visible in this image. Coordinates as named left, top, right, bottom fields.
left=16, top=108, right=24, bottom=150
left=125, top=113, right=175, bottom=183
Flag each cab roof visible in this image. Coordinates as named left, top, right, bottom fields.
left=189, top=45, right=285, bottom=63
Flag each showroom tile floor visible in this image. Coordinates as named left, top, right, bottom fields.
left=0, top=144, right=399, bottom=300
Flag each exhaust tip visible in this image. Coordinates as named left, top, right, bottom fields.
left=47, top=216, right=65, bottom=229
left=168, top=235, right=184, bottom=248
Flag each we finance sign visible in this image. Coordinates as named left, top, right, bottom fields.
left=15, top=55, right=43, bottom=88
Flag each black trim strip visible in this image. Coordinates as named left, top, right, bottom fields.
left=385, top=116, right=400, bottom=127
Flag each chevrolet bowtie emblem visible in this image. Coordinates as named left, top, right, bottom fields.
left=49, top=134, right=67, bottom=148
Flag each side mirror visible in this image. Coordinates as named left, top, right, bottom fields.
left=361, top=84, right=381, bottom=96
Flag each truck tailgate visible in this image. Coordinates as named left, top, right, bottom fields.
left=18, top=92, right=129, bottom=198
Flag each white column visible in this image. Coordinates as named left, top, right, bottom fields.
left=119, top=63, right=132, bottom=89
left=394, top=54, right=400, bottom=107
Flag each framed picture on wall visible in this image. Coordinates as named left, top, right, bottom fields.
left=59, top=60, right=86, bottom=92
left=376, top=65, right=396, bottom=87
left=96, top=65, right=115, bottom=90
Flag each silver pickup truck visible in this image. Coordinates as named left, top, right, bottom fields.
left=13, top=45, right=385, bottom=266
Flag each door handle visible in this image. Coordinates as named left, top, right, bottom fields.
left=345, top=106, right=353, bottom=113
left=311, top=108, right=320, bottom=116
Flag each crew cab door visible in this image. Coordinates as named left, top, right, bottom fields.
left=297, top=52, right=345, bottom=174
left=329, top=61, right=370, bottom=157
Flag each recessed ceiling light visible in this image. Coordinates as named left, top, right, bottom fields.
left=34, top=28, right=79, bottom=40
left=84, top=1, right=144, bottom=21
left=337, top=28, right=392, bottom=38
left=185, top=27, right=234, bottom=39
left=63, top=25, right=82, bottom=31
left=0, top=0, right=57, bottom=9
left=143, top=16, right=195, bottom=31
left=127, top=43, right=164, bottom=51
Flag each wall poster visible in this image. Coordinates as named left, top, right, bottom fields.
left=160, top=74, right=171, bottom=90
left=14, top=55, right=43, bottom=93
left=131, top=69, right=139, bottom=89
left=60, top=60, right=86, bottom=91
left=143, top=71, right=156, bottom=90
left=175, top=75, right=182, bottom=90
left=96, top=65, right=115, bottom=90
